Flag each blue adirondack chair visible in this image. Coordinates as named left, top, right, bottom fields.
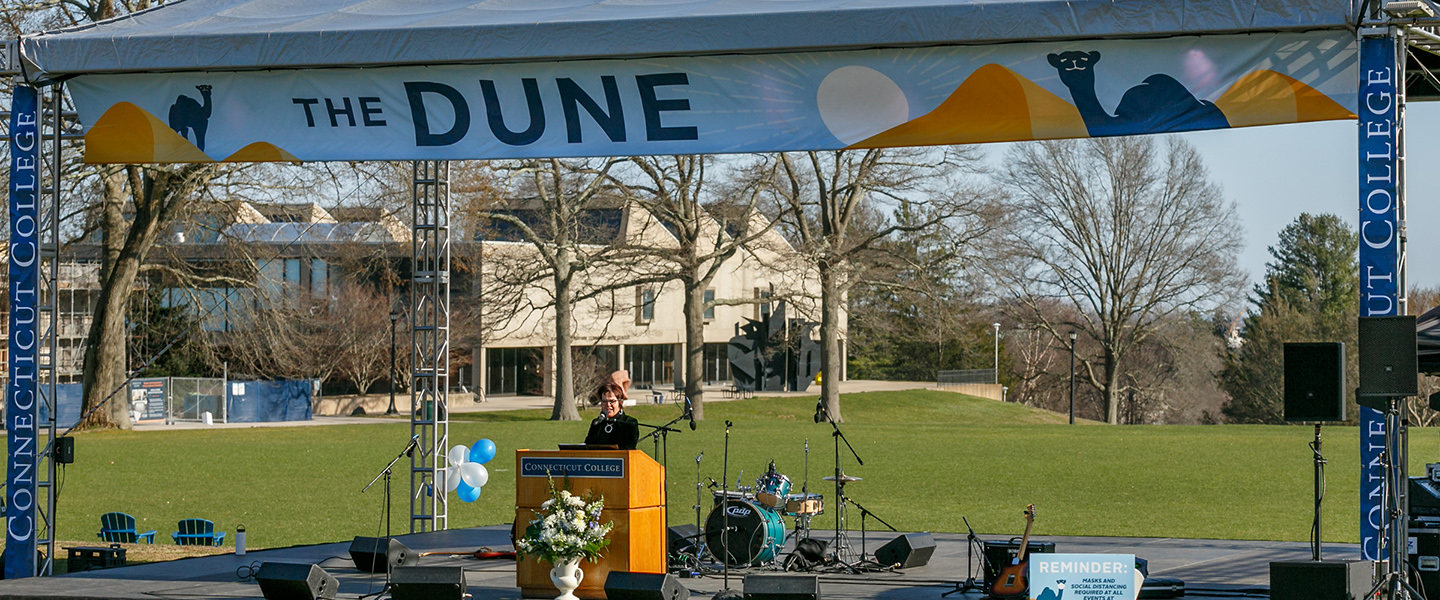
left=98, top=512, right=156, bottom=544
left=171, top=518, right=226, bottom=546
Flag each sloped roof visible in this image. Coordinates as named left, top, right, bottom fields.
left=18, top=0, right=1354, bottom=79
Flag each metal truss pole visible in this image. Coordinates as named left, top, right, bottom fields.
left=410, top=160, right=450, bottom=533
left=33, top=83, right=62, bottom=576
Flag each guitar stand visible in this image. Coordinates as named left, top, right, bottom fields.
left=942, top=517, right=991, bottom=596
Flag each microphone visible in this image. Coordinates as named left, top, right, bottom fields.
left=813, top=397, right=825, bottom=423
left=686, top=397, right=697, bottom=430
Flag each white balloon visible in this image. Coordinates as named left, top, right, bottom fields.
left=446, top=466, right=462, bottom=492
left=460, top=462, right=489, bottom=488
left=447, top=445, right=469, bottom=467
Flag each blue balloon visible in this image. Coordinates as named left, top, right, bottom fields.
left=469, top=439, right=497, bottom=464
left=456, top=481, right=482, bottom=503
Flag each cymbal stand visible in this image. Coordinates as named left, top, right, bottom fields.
left=942, top=516, right=989, bottom=596
left=824, top=412, right=863, bottom=567
left=695, top=450, right=706, bottom=538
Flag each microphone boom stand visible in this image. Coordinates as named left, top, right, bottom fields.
left=361, top=435, right=419, bottom=595
left=821, top=406, right=864, bottom=571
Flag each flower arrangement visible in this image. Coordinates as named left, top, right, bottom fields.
left=516, top=475, right=614, bottom=564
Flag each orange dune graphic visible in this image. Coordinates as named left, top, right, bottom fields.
left=223, top=142, right=301, bottom=163
left=1214, top=70, right=1355, bottom=127
left=85, top=102, right=214, bottom=164
left=850, top=64, right=1089, bottom=148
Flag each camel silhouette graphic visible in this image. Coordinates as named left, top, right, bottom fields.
left=168, top=85, right=213, bottom=151
left=1049, top=51, right=1229, bottom=137
left=1036, top=580, right=1066, bottom=600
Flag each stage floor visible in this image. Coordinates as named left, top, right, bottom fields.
left=0, top=525, right=1354, bottom=599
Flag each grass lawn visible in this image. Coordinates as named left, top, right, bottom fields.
left=37, top=390, right=1418, bottom=557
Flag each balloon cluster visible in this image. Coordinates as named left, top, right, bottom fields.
left=446, top=439, right=496, bottom=503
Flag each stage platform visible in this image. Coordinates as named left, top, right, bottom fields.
left=0, top=525, right=1352, bottom=599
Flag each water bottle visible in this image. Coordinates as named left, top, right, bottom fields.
left=235, top=525, right=246, bottom=556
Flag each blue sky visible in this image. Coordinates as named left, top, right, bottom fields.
left=1180, top=102, right=1440, bottom=296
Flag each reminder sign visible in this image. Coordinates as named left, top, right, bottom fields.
left=1029, top=554, right=1139, bottom=600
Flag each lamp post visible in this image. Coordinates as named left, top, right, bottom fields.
left=386, top=310, right=401, bottom=416
left=992, top=322, right=1001, bottom=384
left=1068, top=330, right=1077, bottom=425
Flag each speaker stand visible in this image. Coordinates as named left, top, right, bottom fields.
left=1310, top=424, right=1326, bottom=562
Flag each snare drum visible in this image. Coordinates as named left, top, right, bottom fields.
left=712, top=489, right=754, bottom=506
left=755, top=471, right=792, bottom=509
left=783, top=493, right=824, bottom=516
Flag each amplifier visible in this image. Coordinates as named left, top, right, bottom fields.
left=982, top=540, right=1055, bottom=587
left=1410, top=522, right=1440, bottom=597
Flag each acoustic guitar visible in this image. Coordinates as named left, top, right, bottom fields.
left=990, top=504, right=1037, bottom=598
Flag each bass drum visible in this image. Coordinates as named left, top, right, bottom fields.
left=705, top=498, right=786, bottom=567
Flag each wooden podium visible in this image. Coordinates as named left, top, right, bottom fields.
left=515, top=449, right=666, bottom=599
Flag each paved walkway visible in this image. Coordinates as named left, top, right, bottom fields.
left=130, top=380, right=942, bottom=432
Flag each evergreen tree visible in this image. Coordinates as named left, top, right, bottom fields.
left=1220, top=213, right=1358, bottom=423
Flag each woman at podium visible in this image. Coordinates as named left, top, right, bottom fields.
left=585, top=370, right=639, bottom=450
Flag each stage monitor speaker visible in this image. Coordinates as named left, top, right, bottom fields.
left=1359, top=316, right=1418, bottom=403
left=348, top=536, right=413, bottom=573
left=668, top=524, right=700, bottom=556
left=874, top=532, right=935, bottom=569
left=255, top=562, right=337, bottom=600
left=1269, top=560, right=1373, bottom=600
left=1284, top=342, right=1346, bottom=422
left=604, top=571, right=689, bottom=600
left=743, top=574, right=819, bottom=600
left=390, top=566, right=465, bottom=600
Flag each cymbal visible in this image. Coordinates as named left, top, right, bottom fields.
left=823, top=474, right=862, bottom=482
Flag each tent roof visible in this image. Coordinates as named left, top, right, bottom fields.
left=19, top=0, right=1356, bottom=79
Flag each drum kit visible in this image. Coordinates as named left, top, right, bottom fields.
left=668, top=402, right=898, bottom=579
left=701, top=460, right=827, bottom=567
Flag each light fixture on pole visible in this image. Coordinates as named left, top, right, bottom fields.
left=387, top=310, right=401, bottom=416
left=1068, top=330, right=1077, bottom=425
left=992, top=322, right=1001, bottom=384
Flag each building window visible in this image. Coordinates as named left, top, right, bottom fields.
left=703, top=343, right=731, bottom=384
left=637, top=287, right=657, bottom=324
left=754, top=287, right=773, bottom=321
left=703, top=289, right=715, bottom=322
left=626, top=344, right=675, bottom=388
left=486, top=347, right=545, bottom=396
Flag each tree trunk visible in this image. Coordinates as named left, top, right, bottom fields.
left=1103, top=348, right=1120, bottom=424
left=551, top=260, right=579, bottom=421
left=819, top=262, right=843, bottom=422
left=683, top=280, right=706, bottom=421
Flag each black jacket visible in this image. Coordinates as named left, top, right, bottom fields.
left=585, top=413, right=640, bottom=450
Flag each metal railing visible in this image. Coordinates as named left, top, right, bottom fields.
left=937, top=369, right=996, bottom=387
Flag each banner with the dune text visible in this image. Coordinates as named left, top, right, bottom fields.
left=63, top=31, right=1357, bottom=163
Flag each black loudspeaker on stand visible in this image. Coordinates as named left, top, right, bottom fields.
left=255, top=562, right=338, bottom=600
left=1283, top=342, right=1346, bottom=422
left=1359, top=316, right=1418, bottom=406
left=875, top=533, right=934, bottom=569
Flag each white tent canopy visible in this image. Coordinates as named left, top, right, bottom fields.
left=20, top=0, right=1355, bottom=79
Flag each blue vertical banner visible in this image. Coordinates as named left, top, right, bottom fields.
left=6, top=85, right=40, bottom=579
left=1358, top=33, right=1398, bottom=562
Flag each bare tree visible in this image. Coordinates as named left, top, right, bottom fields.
left=760, top=148, right=993, bottom=422
left=610, top=155, right=777, bottom=421
left=473, top=158, right=630, bottom=421
left=992, top=136, right=1244, bottom=424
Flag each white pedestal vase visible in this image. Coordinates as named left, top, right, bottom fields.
left=549, top=557, right=584, bottom=600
